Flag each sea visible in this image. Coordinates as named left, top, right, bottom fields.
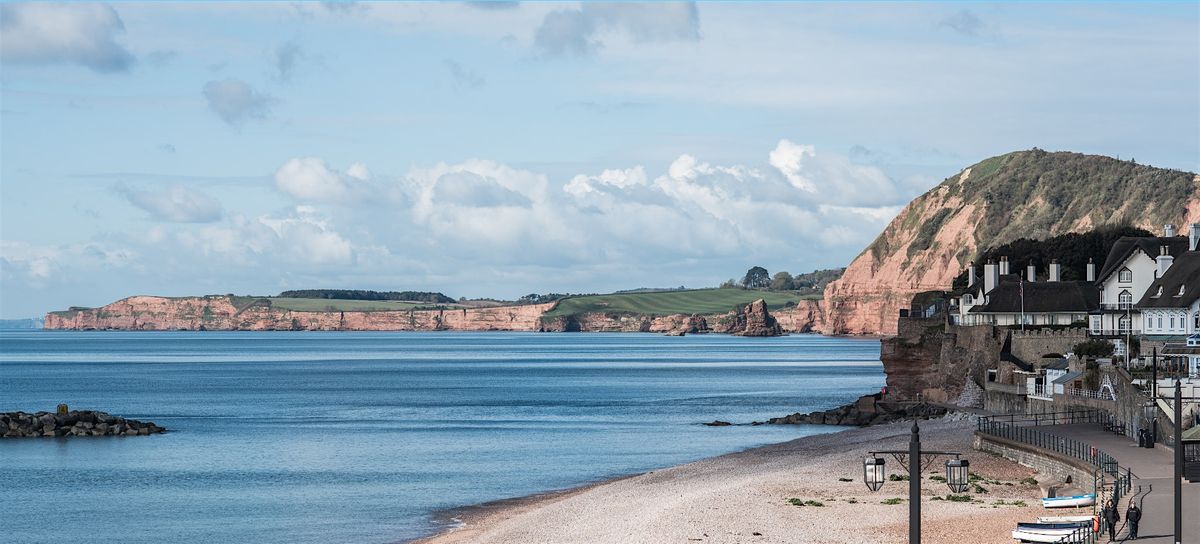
left=0, top=331, right=883, bottom=544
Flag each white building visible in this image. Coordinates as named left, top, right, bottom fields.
left=956, top=257, right=1098, bottom=327
left=1089, top=225, right=1191, bottom=338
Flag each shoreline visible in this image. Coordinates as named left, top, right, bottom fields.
left=409, top=418, right=1042, bottom=544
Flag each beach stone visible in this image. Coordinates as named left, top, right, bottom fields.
left=704, top=420, right=733, bottom=427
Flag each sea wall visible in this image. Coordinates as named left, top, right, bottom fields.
left=44, top=296, right=554, bottom=332
left=973, top=433, right=1095, bottom=490
left=880, top=319, right=1004, bottom=403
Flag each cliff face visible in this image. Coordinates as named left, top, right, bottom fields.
left=537, top=299, right=822, bottom=334
left=44, top=296, right=554, bottom=331
left=822, top=150, right=1200, bottom=336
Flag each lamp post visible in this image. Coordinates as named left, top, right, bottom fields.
left=862, top=420, right=967, bottom=544
left=1173, top=375, right=1182, bottom=544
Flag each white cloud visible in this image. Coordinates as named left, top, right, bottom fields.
left=768, top=139, right=899, bottom=207
left=0, top=2, right=135, bottom=73
left=203, top=79, right=273, bottom=126
left=116, top=184, right=224, bottom=223
left=275, top=158, right=372, bottom=202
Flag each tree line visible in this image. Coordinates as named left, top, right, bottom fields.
left=277, top=290, right=457, bottom=304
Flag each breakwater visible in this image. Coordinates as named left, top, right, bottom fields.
left=2, top=410, right=165, bottom=438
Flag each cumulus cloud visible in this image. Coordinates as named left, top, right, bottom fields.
left=275, top=158, right=376, bottom=202
left=0, top=2, right=135, bottom=73
left=768, top=139, right=898, bottom=206
left=203, top=79, right=273, bottom=126
left=534, top=2, right=700, bottom=57
left=178, top=207, right=356, bottom=267
left=116, top=184, right=224, bottom=223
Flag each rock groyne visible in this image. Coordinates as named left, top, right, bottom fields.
left=2, top=410, right=166, bottom=438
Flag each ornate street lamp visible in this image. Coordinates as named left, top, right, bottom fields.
left=861, top=420, right=967, bottom=544
left=945, top=458, right=970, bottom=493
left=863, top=457, right=886, bottom=492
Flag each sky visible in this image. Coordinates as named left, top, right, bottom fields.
left=1, top=1, right=1198, bottom=318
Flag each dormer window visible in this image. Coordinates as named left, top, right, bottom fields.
left=1119, top=268, right=1132, bottom=283
left=1177, top=285, right=1186, bottom=297
left=1154, top=286, right=1164, bottom=297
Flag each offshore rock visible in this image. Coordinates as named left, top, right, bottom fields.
left=723, top=299, right=783, bottom=337
left=2, top=410, right=165, bottom=438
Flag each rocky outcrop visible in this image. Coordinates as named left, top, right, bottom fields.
left=2, top=410, right=165, bottom=438
left=721, top=299, right=783, bottom=337
left=763, top=394, right=949, bottom=427
left=44, top=296, right=555, bottom=331
left=821, top=150, right=1200, bottom=336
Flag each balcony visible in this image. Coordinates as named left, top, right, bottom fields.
left=1089, top=328, right=1142, bottom=336
left=1098, top=303, right=1136, bottom=311
left=1067, top=387, right=1116, bottom=401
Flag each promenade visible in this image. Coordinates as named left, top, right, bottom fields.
left=1034, top=424, right=1198, bottom=543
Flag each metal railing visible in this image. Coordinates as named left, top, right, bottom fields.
left=1089, top=328, right=1141, bottom=336
left=1068, top=387, right=1115, bottom=401
left=977, top=410, right=1133, bottom=502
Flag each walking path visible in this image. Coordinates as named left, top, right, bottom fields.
left=1034, top=424, right=1197, bottom=543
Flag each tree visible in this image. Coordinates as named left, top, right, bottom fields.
left=741, top=266, right=770, bottom=289
left=770, top=271, right=794, bottom=291
left=719, top=278, right=739, bottom=289
left=1073, top=339, right=1114, bottom=360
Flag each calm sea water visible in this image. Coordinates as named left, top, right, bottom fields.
left=0, top=331, right=882, bottom=544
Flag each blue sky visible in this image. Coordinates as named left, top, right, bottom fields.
left=1, top=2, right=1198, bottom=318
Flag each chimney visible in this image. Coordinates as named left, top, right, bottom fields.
left=999, top=256, right=1009, bottom=275
left=1157, top=245, right=1174, bottom=277
left=984, top=261, right=999, bottom=295
left=1049, top=260, right=1061, bottom=282
left=967, top=262, right=977, bottom=287
left=1164, top=224, right=1177, bottom=237
left=1027, top=263, right=1036, bottom=282
left=1086, top=258, right=1096, bottom=282
left=1191, top=223, right=1199, bottom=251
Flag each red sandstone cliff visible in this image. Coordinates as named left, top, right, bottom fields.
left=821, top=151, right=1200, bottom=336
left=44, top=296, right=554, bottom=331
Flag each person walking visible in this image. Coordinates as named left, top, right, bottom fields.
left=1125, top=499, right=1142, bottom=540
left=1102, top=499, right=1120, bottom=542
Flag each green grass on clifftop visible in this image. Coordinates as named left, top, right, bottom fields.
left=229, top=296, right=453, bottom=312
left=542, top=289, right=815, bottom=318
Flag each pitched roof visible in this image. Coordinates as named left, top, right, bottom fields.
left=1135, top=251, right=1200, bottom=309
left=969, top=278, right=1100, bottom=314
left=1096, top=236, right=1190, bottom=284
left=1052, top=371, right=1084, bottom=385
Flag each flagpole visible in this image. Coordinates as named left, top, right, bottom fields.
left=1020, top=277, right=1025, bottom=332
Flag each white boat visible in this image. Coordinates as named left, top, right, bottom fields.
left=1040, top=494, right=1095, bottom=508
left=1037, top=515, right=1094, bottom=523
left=1012, top=529, right=1088, bottom=543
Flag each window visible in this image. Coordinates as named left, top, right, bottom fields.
left=1119, top=268, right=1132, bottom=283
left=1091, top=315, right=1101, bottom=332
left=1154, top=286, right=1164, bottom=297
left=964, top=294, right=972, bottom=304
left=1179, top=285, right=1186, bottom=297
left=1119, top=315, right=1131, bottom=333
left=1119, top=290, right=1133, bottom=309
left=1171, top=316, right=1176, bottom=330
left=1194, top=311, right=1199, bottom=330
left=1159, top=317, right=1164, bottom=329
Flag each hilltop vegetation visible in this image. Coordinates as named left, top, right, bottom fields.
left=950, top=225, right=1154, bottom=290
left=277, top=290, right=455, bottom=304
left=230, top=296, right=453, bottom=313
left=542, top=288, right=814, bottom=318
